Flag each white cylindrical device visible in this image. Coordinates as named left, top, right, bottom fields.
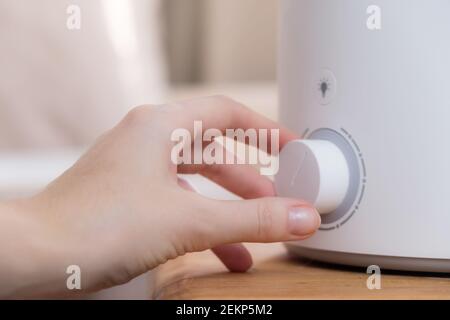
left=276, top=0, right=450, bottom=272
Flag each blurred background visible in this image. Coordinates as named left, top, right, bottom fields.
left=0, top=0, right=279, bottom=299
left=0, top=0, right=278, bottom=151
left=165, top=0, right=277, bottom=84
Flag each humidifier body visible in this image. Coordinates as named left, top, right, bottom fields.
left=277, top=0, right=450, bottom=271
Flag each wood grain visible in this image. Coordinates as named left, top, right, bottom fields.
left=153, top=243, right=450, bottom=300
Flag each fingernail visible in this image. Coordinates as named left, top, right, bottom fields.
left=288, top=206, right=321, bottom=236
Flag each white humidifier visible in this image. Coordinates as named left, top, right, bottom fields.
left=274, top=0, right=450, bottom=272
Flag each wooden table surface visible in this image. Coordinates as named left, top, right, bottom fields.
left=153, top=243, right=450, bottom=300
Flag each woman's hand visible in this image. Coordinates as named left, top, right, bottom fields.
left=2, top=96, right=320, bottom=297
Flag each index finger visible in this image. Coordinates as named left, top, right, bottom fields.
left=162, top=95, right=299, bottom=151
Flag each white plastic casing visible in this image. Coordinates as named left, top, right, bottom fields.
left=279, top=0, right=450, bottom=271
left=275, top=140, right=349, bottom=214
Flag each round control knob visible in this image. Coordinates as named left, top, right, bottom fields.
left=275, top=140, right=350, bottom=214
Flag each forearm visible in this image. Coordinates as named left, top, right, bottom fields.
left=0, top=200, right=69, bottom=298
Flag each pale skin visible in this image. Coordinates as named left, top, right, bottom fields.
left=0, top=96, right=321, bottom=298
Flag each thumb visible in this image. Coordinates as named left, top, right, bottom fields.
left=204, top=197, right=321, bottom=246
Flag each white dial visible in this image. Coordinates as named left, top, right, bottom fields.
left=275, top=140, right=350, bottom=214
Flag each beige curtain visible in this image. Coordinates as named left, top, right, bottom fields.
left=166, top=0, right=278, bottom=83
left=0, top=0, right=167, bottom=150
